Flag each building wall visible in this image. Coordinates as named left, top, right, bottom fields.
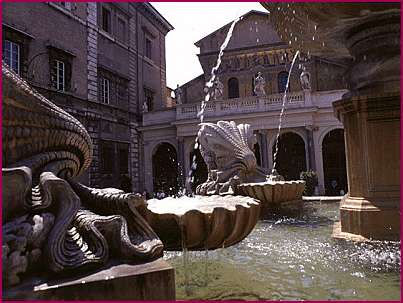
left=179, top=12, right=348, bottom=104
left=3, top=2, right=172, bottom=192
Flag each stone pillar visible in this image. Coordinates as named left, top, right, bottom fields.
left=143, top=141, right=154, bottom=194
left=258, top=130, right=269, bottom=170
left=332, top=10, right=400, bottom=241
left=177, top=137, right=186, bottom=189
left=305, top=126, right=316, bottom=171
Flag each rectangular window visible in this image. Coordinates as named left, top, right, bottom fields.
left=117, top=17, right=126, bottom=43
left=144, top=88, right=154, bottom=111
left=51, top=60, right=65, bottom=91
left=102, top=7, right=111, bottom=33
left=145, top=38, right=152, bottom=59
left=100, top=77, right=110, bottom=104
left=100, top=141, right=114, bottom=174
left=3, top=40, right=20, bottom=75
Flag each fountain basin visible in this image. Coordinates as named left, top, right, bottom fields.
left=261, top=3, right=399, bottom=60
left=236, top=181, right=305, bottom=217
left=141, top=195, right=260, bottom=250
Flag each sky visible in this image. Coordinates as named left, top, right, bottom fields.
left=151, top=2, right=266, bottom=88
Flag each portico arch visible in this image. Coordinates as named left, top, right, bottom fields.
left=152, top=142, right=179, bottom=196
left=189, top=146, right=208, bottom=192
left=271, top=132, right=307, bottom=180
left=321, top=128, right=348, bottom=195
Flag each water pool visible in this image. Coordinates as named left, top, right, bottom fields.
left=164, top=202, right=400, bottom=300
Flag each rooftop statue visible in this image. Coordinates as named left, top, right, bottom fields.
left=174, top=84, right=183, bottom=105
left=254, top=71, right=266, bottom=97
left=210, top=76, right=224, bottom=100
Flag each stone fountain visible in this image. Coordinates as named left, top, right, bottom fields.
left=2, top=64, right=174, bottom=299
left=262, top=3, right=400, bottom=241
left=2, top=64, right=264, bottom=298
left=195, top=120, right=306, bottom=217
left=142, top=120, right=307, bottom=251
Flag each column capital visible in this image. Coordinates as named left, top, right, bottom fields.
left=304, top=125, right=318, bottom=132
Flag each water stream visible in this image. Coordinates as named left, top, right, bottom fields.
left=271, top=50, right=300, bottom=175
left=187, top=16, right=242, bottom=193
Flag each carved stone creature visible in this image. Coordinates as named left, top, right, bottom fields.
left=2, top=64, right=163, bottom=286
left=196, top=121, right=267, bottom=195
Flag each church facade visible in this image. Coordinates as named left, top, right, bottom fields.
left=141, top=11, right=349, bottom=196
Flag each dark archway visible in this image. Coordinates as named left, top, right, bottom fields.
left=322, top=129, right=348, bottom=196
left=152, top=143, right=178, bottom=196
left=189, top=147, right=208, bottom=192
left=278, top=71, right=289, bottom=93
left=272, top=132, right=306, bottom=180
left=228, top=77, right=239, bottom=99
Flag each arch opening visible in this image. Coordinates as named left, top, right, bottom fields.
left=152, top=143, right=179, bottom=196
left=189, top=147, right=208, bottom=192
left=272, top=132, right=306, bottom=180
left=322, top=129, right=348, bottom=196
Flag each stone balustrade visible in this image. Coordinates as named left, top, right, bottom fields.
left=176, top=91, right=305, bottom=120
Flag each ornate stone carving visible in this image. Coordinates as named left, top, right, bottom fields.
left=2, top=64, right=163, bottom=286
left=195, top=120, right=267, bottom=195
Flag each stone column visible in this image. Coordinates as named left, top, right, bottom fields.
left=177, top=137, right=186, bottom=189
left=143, top=141, right=154, bottom=194
left=258, top=130, right=269, bottom=170
left=305, top=126, right=316, bottom=171
left=332, top=10, right=400, bottom=241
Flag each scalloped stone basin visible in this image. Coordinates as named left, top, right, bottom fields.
left=236, top=181, right=305, bottom=217
left=142, top=195, right=260, bottom=251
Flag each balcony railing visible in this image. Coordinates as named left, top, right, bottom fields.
left=176, top=91, right=305, bottom=120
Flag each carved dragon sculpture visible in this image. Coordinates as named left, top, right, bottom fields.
left=195, top=120, right=268, bottom=195
left=2, top=64, right=163, bottom=286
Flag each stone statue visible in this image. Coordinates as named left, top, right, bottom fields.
left=210, top=76, right=224, bottom=100
left=254, top=72, right=266, bottom=97
left=174, top=84, right=182, bottom=105
left=143, top=101, right=148, bottom=112
left=300, top=66, right=312, bottom=91
left=195, top=121, right=267, bottom=195
left=2, top=64, right=163, bottom=287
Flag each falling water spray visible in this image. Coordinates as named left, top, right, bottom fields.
left=271, top=50, right=300, bottom=176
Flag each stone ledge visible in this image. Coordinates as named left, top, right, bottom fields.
left=4, top=258, right=175, bottom=300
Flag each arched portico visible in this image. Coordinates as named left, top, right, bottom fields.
left=271, top=131, right=307, bottom=180
left=151, top=142, right=179, bottom=196
left=321, top=128, right=348, bottom=195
